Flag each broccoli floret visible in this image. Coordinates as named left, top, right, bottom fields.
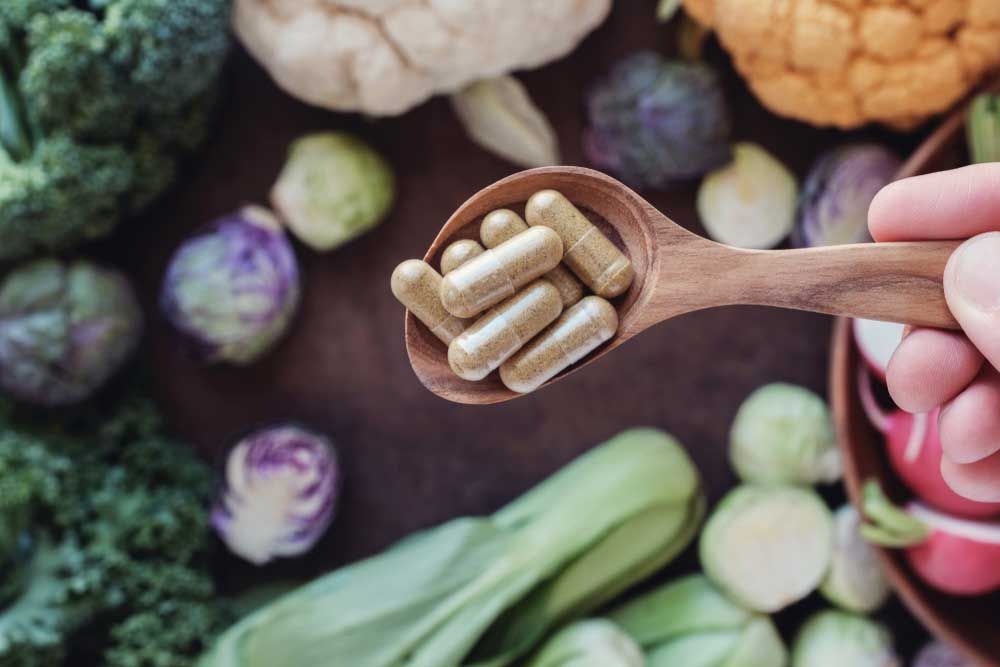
left=106, top=599, right=233, bottom=667
left=0, top=535, right=108, bottom=667
left=0, top=0, right=230, bottom=261
left=0, top=136, right=134, bottom=259
left=0, top=2, right=70, bottom=31
left=0, top=395, right=228, bottom=665
left=104, top=0, right=230, bottom=112
left=19, top=10, right=134, bottom=141
left=0, top=432, right=66, bottom=558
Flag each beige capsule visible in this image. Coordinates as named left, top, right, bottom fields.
left=499, top=296, right=618, bottom=394
left=440, top=226, right=563, bottom=318
left=448, top=279, right=563, bottom=381
left=480, top=209, right=585, bottom=308
left=440, top=239, right=485, bottom=275
left=525, top=190, right=634, bottom=298
left=390, top=260, right=467, bottom=345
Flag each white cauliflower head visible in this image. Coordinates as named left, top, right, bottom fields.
left=234, top=0, right=612, bottom=115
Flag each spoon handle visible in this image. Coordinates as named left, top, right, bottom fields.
left=721, top=240, right=962, bottom=328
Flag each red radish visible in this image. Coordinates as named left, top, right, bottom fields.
left=862, top=482, right=1000, bottom=597
left=858, top=367, right=1000, bottom=519
left=853, top=318, right=905, bottom=380
left=904, top=502, right=1000, bottom=596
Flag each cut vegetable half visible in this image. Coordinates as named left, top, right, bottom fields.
left=908, top=503, right=1000, bottom=545
left=853, top=319, right=905, bottom=380
left=858, top=368, right=1000, bottom=518
left=791, top=610, right=900, bottom=667
left=862, top=481, right=1000, bottom=596
left=699, top=485, right=833, bottom=613
left=819, top=505, right=890, bottom=613
left=451, top=75, right=559, bottom=169
left=696, top=143, right=798, bottom=250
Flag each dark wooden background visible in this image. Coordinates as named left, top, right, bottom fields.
left=110, top=2, right=938, bottom=659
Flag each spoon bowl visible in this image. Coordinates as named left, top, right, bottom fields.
left=405, top=166, right=961, bottom=405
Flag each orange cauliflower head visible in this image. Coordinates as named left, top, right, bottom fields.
left=683, top=0, right=1000, bottom=128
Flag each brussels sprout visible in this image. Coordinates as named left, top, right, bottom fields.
left=820, top=505, right=890, bottom=613
left=0, top=259, right=142, bottom=406
left=700, top=485, right=833, bottom=613
left=160, top=206, right=300, bottom=365
left=610, top=574, right=787, bottom=667
left=211, top=424, right=340, bottom=565
left=271, top=132, right=395, bottom=252
left=584, top=51, right=731, bottom=189
left=791, top=611, right=900, bottom=667
left=526, top=620, right=643, bottom=667
left=697, top=143, right=798, bottom=249
left=793, top=144, right=900, bottom=248
left=729, top=383, right=841, bottom=486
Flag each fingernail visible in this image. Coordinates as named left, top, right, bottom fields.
left=952, top=233, right=1000, bottom=312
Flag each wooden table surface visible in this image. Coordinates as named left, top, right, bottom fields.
left=113, top=2, right=938, bottom=659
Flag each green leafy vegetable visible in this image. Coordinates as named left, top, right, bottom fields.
left=525, top=619, right=643, bottom=667
left=0, top=0, right=230, bottom=260
left=966, top=93, right=1000, bottom=164
left=199, top=429, right=705, bottom=667
left=610, top=574, right=787, bottom=667
left=0, top=395, right=231, bottom=665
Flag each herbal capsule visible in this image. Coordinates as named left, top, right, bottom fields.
left=499, top=296, right=618, bottom=394
left=448, top=279, right=563, bottom=381
left=440, top=239, right=485, bottom=275
left=390, top=260, right=467, bottom=345
left=440, top=226, right=563, bottom=318
left=481, top=208, right=585, bottom=307
left=525, top=190, right=634, bottom=298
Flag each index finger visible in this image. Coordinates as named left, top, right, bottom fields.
left=868, top=163, right=1000, bottom=242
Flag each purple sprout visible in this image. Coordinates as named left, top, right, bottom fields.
left=793, top=144, right=901, bottom=248
left=160, top=206, right=300, bottom=365
left=0, top=259, right=142, bottom=406
left=212, top=424, right=340, bottom=565
left=584, top=51, right=732, bottom=189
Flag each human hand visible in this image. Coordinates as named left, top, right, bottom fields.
left=869, top=163, right=1000, bottom=503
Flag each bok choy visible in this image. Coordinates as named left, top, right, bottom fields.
left=198, top=428, right=705, bottom=667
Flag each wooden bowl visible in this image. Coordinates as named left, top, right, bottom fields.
left=831, top=87, right=1000, bottom=666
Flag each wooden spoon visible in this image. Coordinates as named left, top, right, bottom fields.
left=404, top=166, right=961, bottom=405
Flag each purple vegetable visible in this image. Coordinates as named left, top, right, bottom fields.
left=913, top=642, right=975, bottom=667
left=212, top=424, right=340, bottom=565
left=0, top=259, right=142, bottom=406
left=160, top=206, right=300, bottom=365
left=793, top=144, right=901, bottom=248
left=584, top=51, right=731, bottom=189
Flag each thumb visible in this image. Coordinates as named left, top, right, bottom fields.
left=944, top=232, right=1000, bottom=371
